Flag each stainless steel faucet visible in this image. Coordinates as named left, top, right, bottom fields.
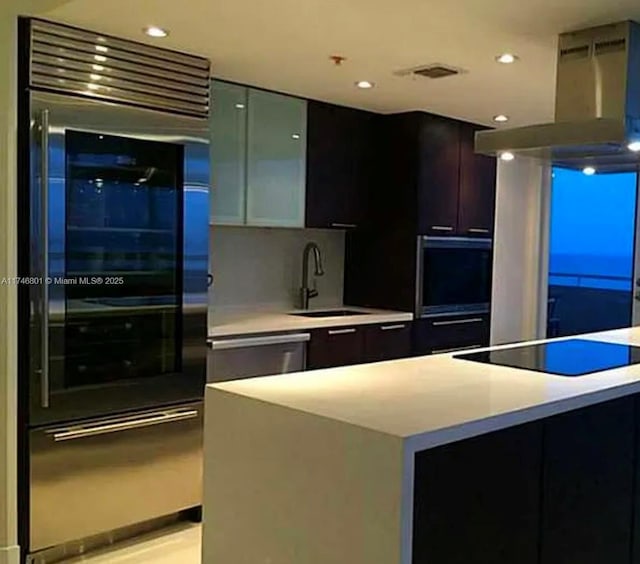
left=299, top=242, right=325, bottom=309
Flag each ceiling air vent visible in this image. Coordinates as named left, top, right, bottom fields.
left=413, top=65, right=459, bottom=79
left=394, top=63, right=465, bottom=80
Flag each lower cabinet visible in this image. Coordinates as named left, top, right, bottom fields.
left=413, top=421, right=542, bottom=564
left=307, top=322, right=412, bottom=370
left=412, top=395, right=638, bottom=564
left=413, top=314, right=490, bottom=356
left=307, top=326, right=364, bottom=370
left=540, top=397, right=635, bottom=564
left=363, top=322, right=412, bottom=363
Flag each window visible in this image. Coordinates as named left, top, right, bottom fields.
left=547, top=168, right=638, bottom=337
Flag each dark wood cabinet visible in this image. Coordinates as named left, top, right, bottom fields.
left=413, top=421, right=543, bottom=564
left=307, top=322, right=412, bottom=369
left=417, top=116, right=461, bottom=235
left=412, top=314, right=490, bottom=356
left=307, top=326, right=365, bottom=369
left=363, top=322, right=412, bottom=363
left=366, top=112, right=496, bottom=238
left=458, top=124, right=497, bottom=237
left=540, top=397, right=635, bottom=564
left=411, top=395, right=640, bottom=564
left=305, top=101, right=377, bottom=229
left=417, top=117, right=497, bottom=237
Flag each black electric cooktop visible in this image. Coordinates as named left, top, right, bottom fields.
left=455, top=339, right=640, bottom=377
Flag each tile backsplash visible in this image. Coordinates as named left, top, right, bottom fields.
left=209, top=226, right=345, bottom=312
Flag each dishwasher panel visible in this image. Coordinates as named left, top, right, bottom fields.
left=208, top=333, right=309, bottom=382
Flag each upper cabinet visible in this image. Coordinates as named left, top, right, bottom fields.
left=417, top=116, right=497, bottom=237
left=209, top=81, right=307, bottom=228
left=246, top=89, right=307, bottom=227
left=305, top=101, right=377, bottom=229
left=417, top=115, right=462, bottom=236
left=210, top=81, right=247, bottom=225
left=458, top=124, right=498, bottom=237
left=210, top=82, right=495, bottom=236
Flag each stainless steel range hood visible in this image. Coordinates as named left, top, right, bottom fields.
left=476, top=21, right=640, bottom=172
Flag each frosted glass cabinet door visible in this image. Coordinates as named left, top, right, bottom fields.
left=210, top=81, right=247, bottom=225
left=246, top=89, right=307, bottom=227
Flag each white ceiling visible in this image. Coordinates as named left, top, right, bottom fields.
left=39, top=0, right=640, bottom=126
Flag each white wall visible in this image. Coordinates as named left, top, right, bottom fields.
left=209, top=226, right=345, bottom=313
left=491, top=157, right=551, bottom=345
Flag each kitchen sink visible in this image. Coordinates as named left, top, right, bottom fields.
left=290, top=309, right=370, bottom=318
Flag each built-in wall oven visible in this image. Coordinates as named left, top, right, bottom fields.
left=415, top=236, right=493, bottom=318
left=18, top=19, right=210, bottom=560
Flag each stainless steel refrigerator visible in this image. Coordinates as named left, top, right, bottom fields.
left=17, top=18, right=210, bottom=560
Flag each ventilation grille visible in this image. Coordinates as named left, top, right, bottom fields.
left=559, top=44, right=591, bottom=61
left=29, top=19, right=210, bottom=118
left=413, top=65, right=459, bottom=79
left=594, top=37, right=626, bottom=55
left=394, top=63, right=465, bottom=80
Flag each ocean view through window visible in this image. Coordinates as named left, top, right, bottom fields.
left=548, top=167, right=638, bottom=337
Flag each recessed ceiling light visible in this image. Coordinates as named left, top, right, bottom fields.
left=628, top=141, right=640, bottom=152
left=92, top=64, right=105, bottom=72
left=94, top=55, right=107, bottom=63
left=144, top=26, right=169, bottom=38
left=355, top=80, right=375, bottom=89
left=291, top=133, right=301, bottom=139
left=583, top=166, right=596, bottom=176
left=496, top=53, right=518, bottom=64
left=89, top=74, right=103, bottom=81
left=95, top=45, right=109, bottom=53
left=500, top=151, right=515, bottom=162
left=234, top=103, right=245, bottom=109
left=493, top=114, right=509, bottom=123
left=87, top=83, right=100, bottom=91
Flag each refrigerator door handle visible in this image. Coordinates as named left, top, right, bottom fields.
left=38, top=109, right=50, bottom=409
left=48, top=408, right=200, bottom=442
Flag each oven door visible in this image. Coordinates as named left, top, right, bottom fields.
left=416, top=236, right=493, bottom=317
left=29, top=90, right=209, bottom=426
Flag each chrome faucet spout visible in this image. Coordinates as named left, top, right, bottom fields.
left=300, top=242, right=325, bottom=309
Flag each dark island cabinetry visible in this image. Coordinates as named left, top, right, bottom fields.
left=413, top=420, right=542, bottom=564
left=412, top=395, right=639, bottom=564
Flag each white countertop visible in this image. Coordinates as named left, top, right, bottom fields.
left=210, top=327, right=640, bottom=451
left=208, top=306, right=413, bottom=339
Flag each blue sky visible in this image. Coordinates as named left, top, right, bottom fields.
left=549, top=168, right=638, bottom=285
left=550, top=168, right=637, bottom=258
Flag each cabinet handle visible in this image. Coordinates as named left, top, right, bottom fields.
left=381, top=324, right=406, bottom=331
left=210, top=333, right=311, bottom=351
left=432, top=318, right=483, bottom=327
left=431, top=225, right=453, bottom=232
left=49, top=409, right=200, bottom=442
left=328, top=328, right=357, bottom=335
left=331, top=223, right=357, bottom=229
left=468, top=228, right=490, bottom=234
left=432, top=344, right=482, bottom=354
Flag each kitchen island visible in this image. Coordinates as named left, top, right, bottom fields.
left=203, top=327, right=640, bottom=564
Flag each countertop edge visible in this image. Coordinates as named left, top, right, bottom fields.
left=405, top=380, right=640, bottom=453
left=208, top=310, right=414, bottom=339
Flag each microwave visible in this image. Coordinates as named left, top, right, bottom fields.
left=416, top=236, right=493, bottom=317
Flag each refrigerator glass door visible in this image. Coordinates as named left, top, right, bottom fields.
left=29, top=91, right=208, bottom=425
left=64, top=130, right=182, bottom=387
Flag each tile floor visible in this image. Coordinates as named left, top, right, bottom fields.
left=61, top=523, right=201, bottom=563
